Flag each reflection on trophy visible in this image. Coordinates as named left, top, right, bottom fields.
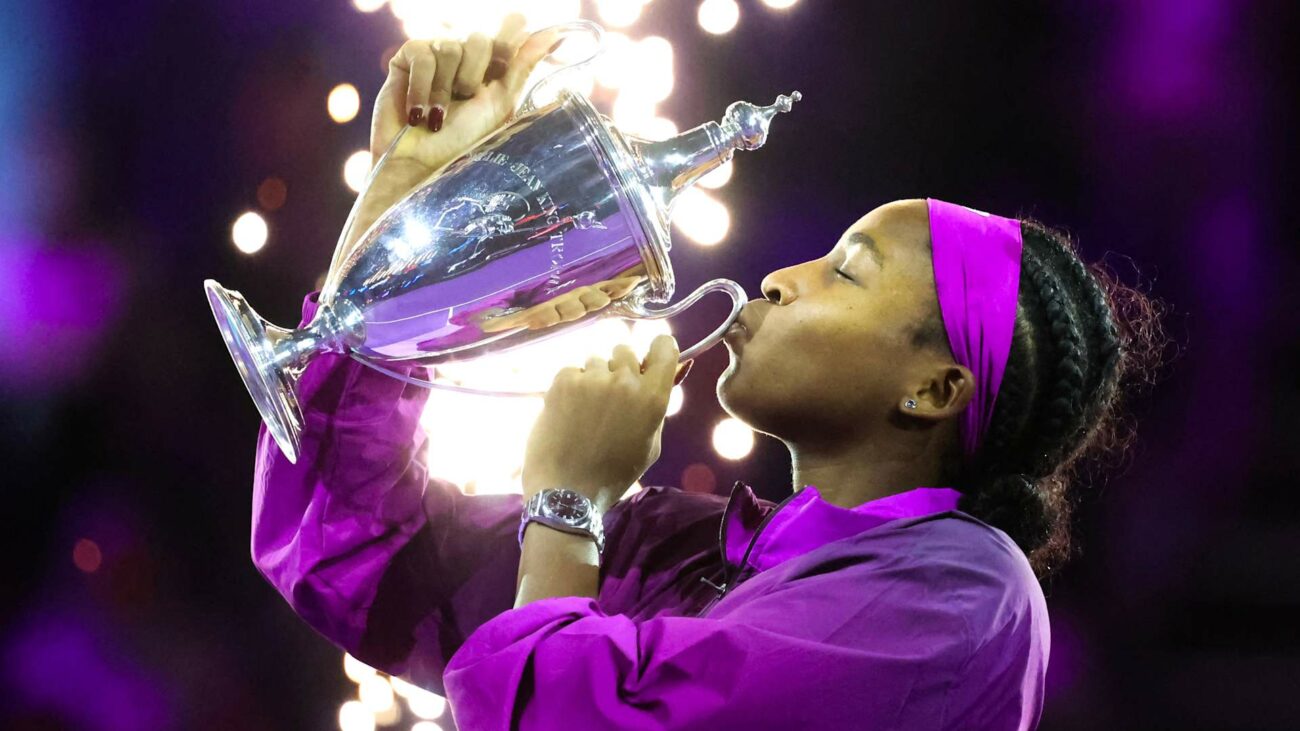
left=476, top=275, right=646, bottom=334
left=203, top=23, right=800, bottom=462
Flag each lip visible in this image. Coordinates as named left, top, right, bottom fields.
left=723, top=318, right=748, bottom=345
left=723, top=302, right=759, bottom=347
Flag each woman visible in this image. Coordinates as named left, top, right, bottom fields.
left=251, top=17, right=1163, bottom=730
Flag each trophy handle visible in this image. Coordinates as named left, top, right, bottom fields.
left=605, top=278, right=749, bottom=362
left=518, top=20, right=605, bottom=115
left=346, top=278, right=747, bottom=397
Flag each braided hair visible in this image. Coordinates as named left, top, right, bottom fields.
left=925, top=220, right=1167, bottom=577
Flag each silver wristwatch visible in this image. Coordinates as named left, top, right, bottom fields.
left=518, top=488, right=605, bottom=555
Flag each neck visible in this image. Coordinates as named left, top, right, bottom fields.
left=784, top=424, right=956, bottom=509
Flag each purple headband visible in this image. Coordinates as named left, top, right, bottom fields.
left=926, top=198, right=1024, bottom=459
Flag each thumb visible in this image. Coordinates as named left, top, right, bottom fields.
left=503, top=29, right=563, bottom=99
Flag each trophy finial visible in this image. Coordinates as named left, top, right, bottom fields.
left=629, top=90, right=802, bottom=214
left=721, top=91, right=802, bottom=151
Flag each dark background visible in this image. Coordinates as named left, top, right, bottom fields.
left=2, top=1, right=1297, bottom=729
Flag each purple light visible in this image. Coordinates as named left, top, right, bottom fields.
left=3, top=612, right=175, bottom=730
left=0, top=237, right=124, bottom=390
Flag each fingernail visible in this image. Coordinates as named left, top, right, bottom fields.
left=486, top=57, right=509, bottom=83
left=428, top=105, right=445, bottom=132
left=548, top=39, right=565, bottom=54
left=408, top=106, right=424, bottom=126
left=672, top=360, right=694, bottom=386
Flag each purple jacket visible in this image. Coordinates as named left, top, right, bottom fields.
left=251, top=293, right=1049, bottom=730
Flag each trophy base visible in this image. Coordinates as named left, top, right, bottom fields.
left=204, top=280, right=304, bottom=464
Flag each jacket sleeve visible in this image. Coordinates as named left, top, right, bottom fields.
left=441, top=556, right=992, bottom=731
left=250, top=292, right=523, bottom=694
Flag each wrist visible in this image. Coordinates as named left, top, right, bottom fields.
left=523, top=481, right=620, bottom=512
left=516, top=525, right=600, bottom=606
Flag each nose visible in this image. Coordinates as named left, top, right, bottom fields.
left=760, top=267, right=797, bottom=305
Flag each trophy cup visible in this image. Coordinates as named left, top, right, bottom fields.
left=204, top=21, right=800, bottom=463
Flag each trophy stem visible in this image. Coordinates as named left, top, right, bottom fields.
left=204, top=280, right=313, bottom=463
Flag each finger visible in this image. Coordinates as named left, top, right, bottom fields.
left=486, top=13, right=527, bottom=83
left=372, top=77, right=407, bottom=157
left=610, top=344, right=639, bottom=375
left=397, top=41, right=435, bottom=126
left=548, top=366, right=582, bottom=397
left=554, top=296, right=587, bottom=323
left=642, top=334, right=680, bottom=391
left=477, top=308, right=529, bottom=333
left=526, top=306, right=562, bottom=330
left=577, top=286, right=611, bottom=312
left=599, top=274, right=645, bottom=300
left=428, top=40, right=462, bottom=131
left=454, top=32, right=491, bottom=100
left=584, top=356, right=606, bottom=373
left=504, top=28, right=563, bottom=98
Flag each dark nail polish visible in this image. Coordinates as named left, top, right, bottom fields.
left=428, top=105, right=445, bottom=132
left=672, top=360, right=694, bottom=386
left=408, top=106, right=424, bottom=126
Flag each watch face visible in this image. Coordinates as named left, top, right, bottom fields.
left=545, top=490, right=590, bottom=522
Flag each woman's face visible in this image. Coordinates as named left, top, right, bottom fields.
left=717, top=199, right=955, bottom=444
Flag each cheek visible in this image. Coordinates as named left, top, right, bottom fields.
left=718, top=308, right=886, bottom=419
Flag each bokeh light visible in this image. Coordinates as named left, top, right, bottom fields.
left=392, top=0, right=585, bottom=38
left=343, top=150, right=373, bottom=193
left=761, top=0, right=799, bottom=9
left=666, top=384, right=684, bottom=416
left=72, top=538, right=102, bottom=573
left=328, top=83, right=362, bottom=123
left=697, top=0, right=740, bottom=35
left=596, top=0, right=645, bottom=28
left=404, top=685, right=448, bottom=719
left=698, top=160, right=733, bottom=189
left=256, top=177, right=287, bottom=211
left=671, top=188, right=730, bottom=245
left=628, top=316, right=673, bottom=356
left=712, top=417, right=754, bottom=460
left=337, top=700, right=375, bottom=731
left=343, top=654, right=377, bottom=683
left=521, top=0, right=584, bottom=30
left=635, top=35, right=674, bottom=101
left=353, top=0, right=387, bottom=12
left=358, top=675, right=394, bottom=713
left=593, top=31, right=635, bottom=90
left=411, top=722, right=444, bottom=731
left=682, top=462, right=717, bottom=493
left=231, top=211, right=268, bottom=254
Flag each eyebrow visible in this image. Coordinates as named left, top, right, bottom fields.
left=846, top=232, right=885, bottom=268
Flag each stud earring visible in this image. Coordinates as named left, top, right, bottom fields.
left=904, top=399, right=918, bottom=410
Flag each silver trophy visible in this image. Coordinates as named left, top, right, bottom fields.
left=204, top=22, right=800, bottom=462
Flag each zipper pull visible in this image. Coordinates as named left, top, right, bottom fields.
left=700, top=576, right=728, bottom=596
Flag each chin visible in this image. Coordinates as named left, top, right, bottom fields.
left=716, top=357, right=763, bottom=425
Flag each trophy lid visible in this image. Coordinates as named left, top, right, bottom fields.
left=556, top=90, right=801, bottom=306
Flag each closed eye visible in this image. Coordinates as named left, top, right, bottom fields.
left=834, top=268, right=855, bottom=282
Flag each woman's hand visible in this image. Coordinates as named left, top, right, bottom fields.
left=370, top=13, right=556, bottom=169
left=328, top=14, right=558, bottom=278
left=522, top=335, right=683, bottom=512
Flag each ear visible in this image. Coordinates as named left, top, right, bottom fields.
left=898, top=364, right=975, bottom=422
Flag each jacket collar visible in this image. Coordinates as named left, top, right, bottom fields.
left=720, top=481, right=963, bottom=572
